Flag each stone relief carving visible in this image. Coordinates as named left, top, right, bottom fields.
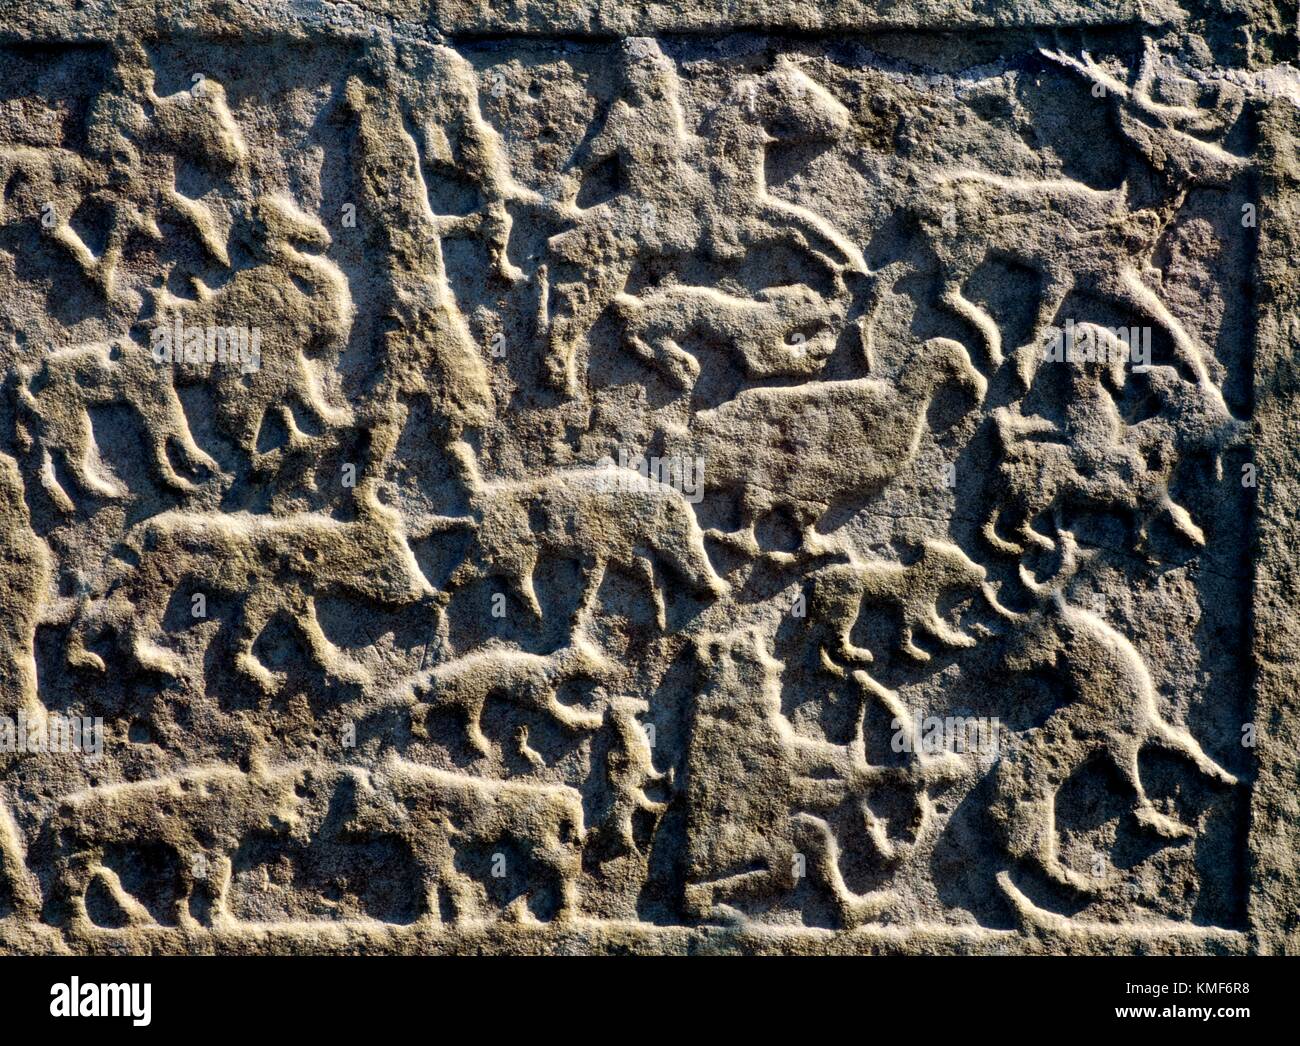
left=0, top=2, right=1295, bottom=954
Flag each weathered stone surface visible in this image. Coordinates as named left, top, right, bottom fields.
left=0, top=1, right=1295, bottom=955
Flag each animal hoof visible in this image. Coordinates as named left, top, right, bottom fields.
left=1134, top=805, right=1194, bottom=840
left=235, top=652, right=283, bottom=693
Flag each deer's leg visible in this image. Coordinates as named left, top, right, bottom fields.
left=1115, top=736, right=1195, bottom=839
left=1012, top=272, right=1073, bottom=392
left=1150, top=717, right=1238, bottom=787
left=233, top=593, right=283, bottom=692
left=1106, top=266, right=1213, bottom=386
left=941, top=278, right=1003, bottom=372
left=633, top=552, right=667, bottom=630
left=572, top=557, right=608, bottom=631
left=299, top=597, right=372, bottom=686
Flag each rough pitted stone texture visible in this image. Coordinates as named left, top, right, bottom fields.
left=0, top=1, right=1296, bottom=955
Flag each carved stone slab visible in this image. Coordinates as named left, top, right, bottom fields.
left=0, top=1, right=1296, bottom=954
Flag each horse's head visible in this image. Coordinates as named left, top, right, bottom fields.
left=620, top=37, right=682, bottom=107
left=729, top=61, right=851, bottom=144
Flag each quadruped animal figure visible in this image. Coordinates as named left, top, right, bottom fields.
left=543, top=43, right=869, bottom=395
left=55, top=491, right=434, bottom=692
left=982, top=325, right=1242, bottom=558
left=38, top=761, right=588, bottom=930
left=984, top=534, right=1238, bottom=903
left=913, top=44, right=1248, bottom=397
left=660, top=336, right=985, bottom=561
left=419, top=449, right=728, bottom=631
